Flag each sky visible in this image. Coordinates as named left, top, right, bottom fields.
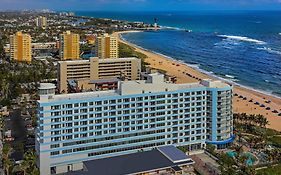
left=0, top=0, right=281, bottom=11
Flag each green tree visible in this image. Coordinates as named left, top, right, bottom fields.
left=22, top=149, right=39, bottom=175
left=2, top=144, right=13, bottom=175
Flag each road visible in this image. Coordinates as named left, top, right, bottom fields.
left=5, top=109, right=27, bottom=161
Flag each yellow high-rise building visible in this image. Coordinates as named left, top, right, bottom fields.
left=59, top=31, right=80, bottom=60
left=35, top=16, right=47, bottom=29
left=10, top=31, right=32, bottom=62
left=96, top=33, right=118, bottom=59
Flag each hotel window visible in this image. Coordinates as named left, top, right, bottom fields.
left=80, top=109, right=87, bottom=113
left=109, top=106, right=116, bottom=110
left=50, top=144, right=60, bottom=148
left=53, top=105, right=60, bottom=110
left=66, top=110, right=73, bottom=115
left=95, top=101, right=102, bottom=105
left=109, top=118, right=116, bottom=122
left=51, top=151, right=60, bottom=156
left=124, top=98, right=130, bottom=102
left=124, top=110, right=130, bottom=114
left=123, top=116, right=129, bottom=120
left=95, top=113, right=102, bottom=118
left=172, top=94, right=178, bottom=97
left=52, top=137, right=61, bottom=142
left=80, top=121, right=87, bottom=125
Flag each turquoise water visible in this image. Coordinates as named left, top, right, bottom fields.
left=227, top=151, right=256, bottom=166
left=76, top=11, right=281, bottom=97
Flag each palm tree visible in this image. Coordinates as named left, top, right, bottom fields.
left=3, top=158, right=13, bottom=175
left=218, top=153, right=236, bottom=175
left=2, top=144, right=12, bottom=161
left=17, top=159, right=29, bottom=175
left=21, top=149, right=38, bottom=174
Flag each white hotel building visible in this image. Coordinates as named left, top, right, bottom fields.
left=36, top=73, right=233, bottom=175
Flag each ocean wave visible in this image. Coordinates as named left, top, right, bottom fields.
left=120, top=32, right=281, bottom=99
left=257, top=47, right=281, bottom=55
left=218, top=35, right=266, bottom=44
left=225, top=74, right=235, bottom=79
left=160, top=26, right=185, bottom=31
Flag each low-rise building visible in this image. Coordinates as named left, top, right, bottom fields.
left=58, top=57, right=141, bottom=93
left=66, top=145, right=195, bottom=175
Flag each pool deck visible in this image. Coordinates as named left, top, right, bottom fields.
left=191, top=153, right=220, bottom=175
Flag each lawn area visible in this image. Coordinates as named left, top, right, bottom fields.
left=256, top=164, right=281, bottom=175
left=268, top=135, right=281, bottom=148
left=118, top=42, right=149, bottom=71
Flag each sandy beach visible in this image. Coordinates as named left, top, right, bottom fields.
left=114, top=30, right=281, bottom=132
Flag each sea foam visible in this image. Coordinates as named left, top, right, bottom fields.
left=218, top=35, right=266, bottom=44
left=257, top=47, right=281, bottom=55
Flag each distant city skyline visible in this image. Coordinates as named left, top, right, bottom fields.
left=1, top=0, right=281, bottom=11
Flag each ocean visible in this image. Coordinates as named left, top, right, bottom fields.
left=76, top=11, right=281, bottom=97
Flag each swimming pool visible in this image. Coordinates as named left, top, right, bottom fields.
left=226, top=151, right=256, bottom=166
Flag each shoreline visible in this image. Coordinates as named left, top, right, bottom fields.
left=114, top=30, right=281, bottom=132
left=120, top=30, right=281, bottom=101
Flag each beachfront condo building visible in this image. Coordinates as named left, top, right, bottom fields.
left=35, top=16, right=47, bottom=29
left=36, top=73, right=233, bottom=175
left=96, top=33, right=119, bottom=59
left=58, top=57, right=141, bottom=93
left=59, top=31, right=80, bottom=60
left=9, top=31, right=32, bottom=62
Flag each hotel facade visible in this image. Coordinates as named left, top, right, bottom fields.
left=9, top=31, right=32, bottom=62
left=96, top=33, right=119, bottom=59
left=59, top=31, right=80, bottom=60
left=58, top=57, right=141, bottom=93
left=35, top=16, right=47, bottom=29
left=36, top=73, right=233, bottom=175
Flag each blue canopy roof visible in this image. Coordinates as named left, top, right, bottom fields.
left=206, top=135, right=236, bottom=145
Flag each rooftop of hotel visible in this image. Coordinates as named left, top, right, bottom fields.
left=38, top=73, right=231, bottom=103
left=58, top=57, right=139, bottom=64
left=66, top=146, right=194, bottom=175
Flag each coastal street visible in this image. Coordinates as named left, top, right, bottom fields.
left=5, top=109, right=27, bottom=161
